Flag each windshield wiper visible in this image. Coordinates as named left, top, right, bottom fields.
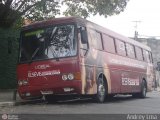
left=29, top=47, right=40, bottom=63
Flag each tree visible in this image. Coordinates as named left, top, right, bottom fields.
left=0, top=0, right=60, bottom=28
left=0, top=0, right=129, bottom=27
left=0, top=0, right=129, bottom=89
left=63, top=0, right=129, bottom=18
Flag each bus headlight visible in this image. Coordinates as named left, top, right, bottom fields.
left=18, top=80, right=28, bottom=86
left=62, top=74, right=68, bottom=81
left=22, top=80, right=28, bottom=85
left=68, top=73, right=74, bottom=80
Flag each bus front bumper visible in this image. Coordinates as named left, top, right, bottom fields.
left=18, top=81, right=82, bottom=100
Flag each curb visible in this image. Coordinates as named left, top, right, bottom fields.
left=0, top=102, right=15, bottom=107
left=0, top=99, right=44, bottom=107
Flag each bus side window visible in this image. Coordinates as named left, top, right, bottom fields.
left=116, top=39, right=126, bottom=56
left=135, top=46, right=143, bottom=61
left=143, top=49, right=147, bottom=62
left=126, top=43, right=135, bottom=58
left=149, top=52, right=153, bottom=63
left=143, top=49, right=150, bottom=63
left=147, top=51, right=151, bottom=63
left=102, top=34, right=115, bottom=53
left=144, top=50, right=151, bottom=63
left=89, top=29, right=103, bottom=50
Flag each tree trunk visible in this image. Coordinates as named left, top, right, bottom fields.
left=0, top=4, right=20, bottom=28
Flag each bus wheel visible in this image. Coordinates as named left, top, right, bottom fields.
left=95, top=77, right=107, bottom=103
left=132, top=80, right=147, bottom=98
left=139, top=80, right=147, bottom=98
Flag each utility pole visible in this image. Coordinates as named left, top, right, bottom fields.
left=132, top=21, right=141, bottom=41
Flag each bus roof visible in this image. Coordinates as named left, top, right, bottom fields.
left=22, top=16, right=151, bottom=51
left=22, top=17, right=83, bottom=31
left=85, top=19, right=151, bottom=51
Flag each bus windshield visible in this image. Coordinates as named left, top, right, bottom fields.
left=19, top=24, right=77, bottom=63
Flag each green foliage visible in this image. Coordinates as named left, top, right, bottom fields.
left=0, top=28, right=19, bottom=89
left=0, top=0, right=60, bottom=28
left=13, top=18, right=24, bottom=30
left=0, top=0, right=129, bottom=28
left=63, top=0, right=129, bottom=18
left=23, top=0, right=60, bottom=21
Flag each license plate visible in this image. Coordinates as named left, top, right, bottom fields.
left=41, top=91, right=53, bottom=95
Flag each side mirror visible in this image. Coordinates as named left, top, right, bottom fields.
left=8, top=37, right=13, bottom=54
left=80, top=27, right=88, bottom=44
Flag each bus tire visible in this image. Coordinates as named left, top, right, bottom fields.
left=139, top=80, right=147, bottom=98
left=132, top=80, right=147, bottom=98
left=95, top=77, right=107, bottom=103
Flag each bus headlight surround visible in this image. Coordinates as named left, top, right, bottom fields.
left=62, top=73, right=74, bottom=81
left=62, top=74, right=68, bottom=81
left=68, top=73, right=74, bottom=80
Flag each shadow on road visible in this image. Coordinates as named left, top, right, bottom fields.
left=15, top=94, right=151, bottom=106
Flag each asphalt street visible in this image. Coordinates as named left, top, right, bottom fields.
left=0, top=91, right=160, bottom=114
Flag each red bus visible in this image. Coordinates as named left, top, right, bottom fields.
left=17, top=17, right=155, bottom=103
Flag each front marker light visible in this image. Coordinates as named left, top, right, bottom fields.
left=62, top=74, right=68, bottom=81
left=68, top=73, right=74, bottom=80
left=18, top=81, right=23, bottom=86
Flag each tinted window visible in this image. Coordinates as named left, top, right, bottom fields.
left=20, top=24, right=77, bottom=62
left=135, top=46, right=143, bottom=61
left=102, top=34, right=115, bottom=53
left=126, top=43, right=135, bottom=58
left=149, top=52, right=153, bottom=63
left=89, top=29, right=103, bottom=50
left=143, top=49, right=150, bottom=63
left=116, top=39, right=126, bottom=56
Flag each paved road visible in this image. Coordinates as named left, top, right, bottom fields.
left=0, top=91, right=160, bottom=115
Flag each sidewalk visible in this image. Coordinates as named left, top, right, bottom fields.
left=0, top=89, right=44, bottom=107
left=0, top=89, right=22, bottom=107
